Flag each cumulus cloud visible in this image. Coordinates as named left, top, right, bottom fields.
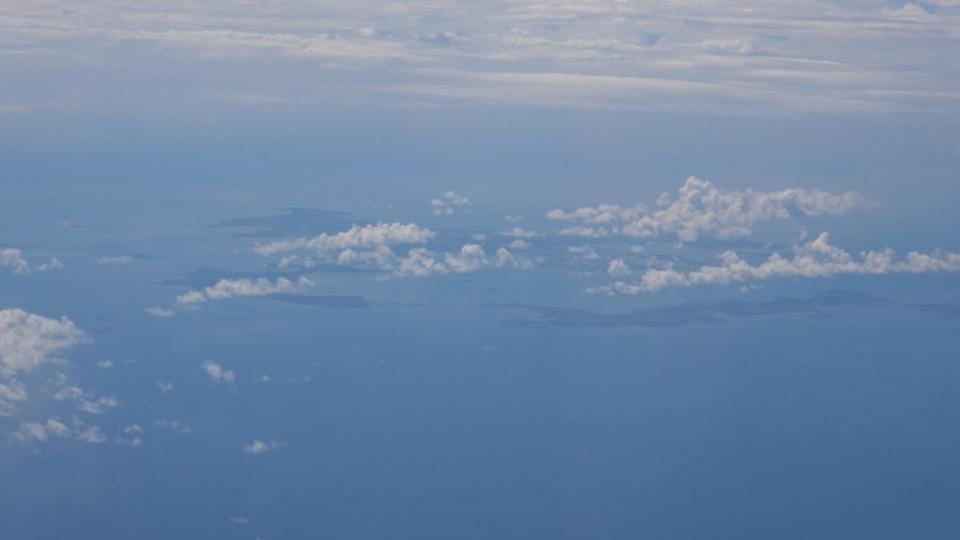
left=548, top=177, right=861, bottom=242
left=13, top=417, right=109, bottom=445
left=244, top=439, right=282, bottom=454
left=75, top=425, right=107, bottom=444
left=254, top=223, right=435, bottom=256
left=149, top=276, right=313, bottom=316
left=395, top=244, right=532, bottom=277
left=254, top=222, right=529, bottom=278
left=36, top=258, right=64, bottom=272
left=14, top=418, right=71, bottom=444
left=97, top=256, right=134, bottom=265
left=568, top=245, right=600, bottom=261
left=502, top=227, right=541, bottom=239
left=201, top=361, right=236, bottom=384
left=1, top=248, right=62, bottom=274
left=607, top=259, right=631, bottom=276
left=431, top=191, right=472, bottom=215
left=175, top=276, right=312, bottom=306
left=155, top=419, right=192, bottom=434
left=0, top=308, right=87, bottom=382
left=1, top=249, right=30, bottom=274
left=592, top=233, right=960, bottom=294
left=53, top=385, right=120, bottom=415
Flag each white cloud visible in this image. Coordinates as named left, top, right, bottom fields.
left=36, top=258, right=63, bottom=272
left=77, top=396, right=120, bottom=415
left=593, top=233, right=960, bottom=294
left=559, top=226, right=611, bottom=238
left=568, top=245, right=600, bottom=260
left=3, top=1, right=960, bottom=115
left=53, top=384, right=120, bottom=415
left=117, top=424, right=144, bottom=446
left=97, top=256, right=134, bottom=265
left=155, top=419, right=192, bottom=434
left=254, top=220, right=530, bottom=278
left=395, top=244, right=532, bottom=277
left=244, top=439, right=282, bottom=455
left=175, top=276, right=312, bottom=306
left=0, top=308, right=88, bottom=416
left=0, top=309, right=87, bottom=376
left=1, top=249, right=61, bottom=274
left=202, top=361, right=236, bottom=384
left=14, top=418, right=70, bottom=444
left=13, top=417, right=109, bottom=445
left=607, top=259, right=631, bottom=276
left=431, top=191, right=472, bottom=215
left=1, top=248, right=30, bottom=274
left=254, top=223, right=435, bottom=256
left=502, top=227, right=541, bottom=239
left=117, top=436, right=143, bottom=446
left=156, top=380, right=174, bottom=394
left=549, top=177, right=861, bottom=242
left=75, top=425, right=107, bottom=444
left=145, top=307, right=175, bottom=318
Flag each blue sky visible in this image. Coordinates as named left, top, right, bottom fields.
left=2, top=2, right=960, bottom=539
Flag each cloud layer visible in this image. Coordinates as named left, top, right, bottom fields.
left=548, top=176, right=861, bottom=241
left=592, top=233, right=960, bottom=294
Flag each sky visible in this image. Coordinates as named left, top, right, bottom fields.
left=2, top=1, right=960, bottom=539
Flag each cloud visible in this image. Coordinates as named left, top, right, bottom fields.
left=97, top=256, right=134, bottom=265
left=53, top=385, right=120, bottom=415
left=254, top=223, right=434, bottom=256
left=175, top=276, right=312, bottom=306
left=154, top=419, right=192, bottom=434
left=244, top=439, right=282, bottom=454
left=395, top=244, right=532, bottom=277
left=1, top=249, right=30, bottom=274
left=431, top=191, right=472, bottom=215
left=13, top=417, right=109, bottom=445
left=151, top=277, right=315, bottom=316
left=559, top=226, right=611, bottom=238
left=548, top=177, right=861, bottom=242
left=592, top=233, right=960, bottom=294
left=36, top=258, right=63, bottom=272
left=1, top=248, right=62, bottom=274
left=502, top=227, right=541, bottom=239
left=14, top=418, right=70, bottom=444
left=0, top=309, right=87, bottom=376
left=253, top=221, right=530, bottom=278
left=116, top=424, right=144, bottom=446
left=607, top=259, right=631, bottom=276
left=75, top=425, right=107, bottom=444
left=156, top=380, right=174, bottom=393
left=201, top=361, right=236, bottom=384
left=4, top=1, right=960, bottom=115
left=567, top=245, right=600, bottom=261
